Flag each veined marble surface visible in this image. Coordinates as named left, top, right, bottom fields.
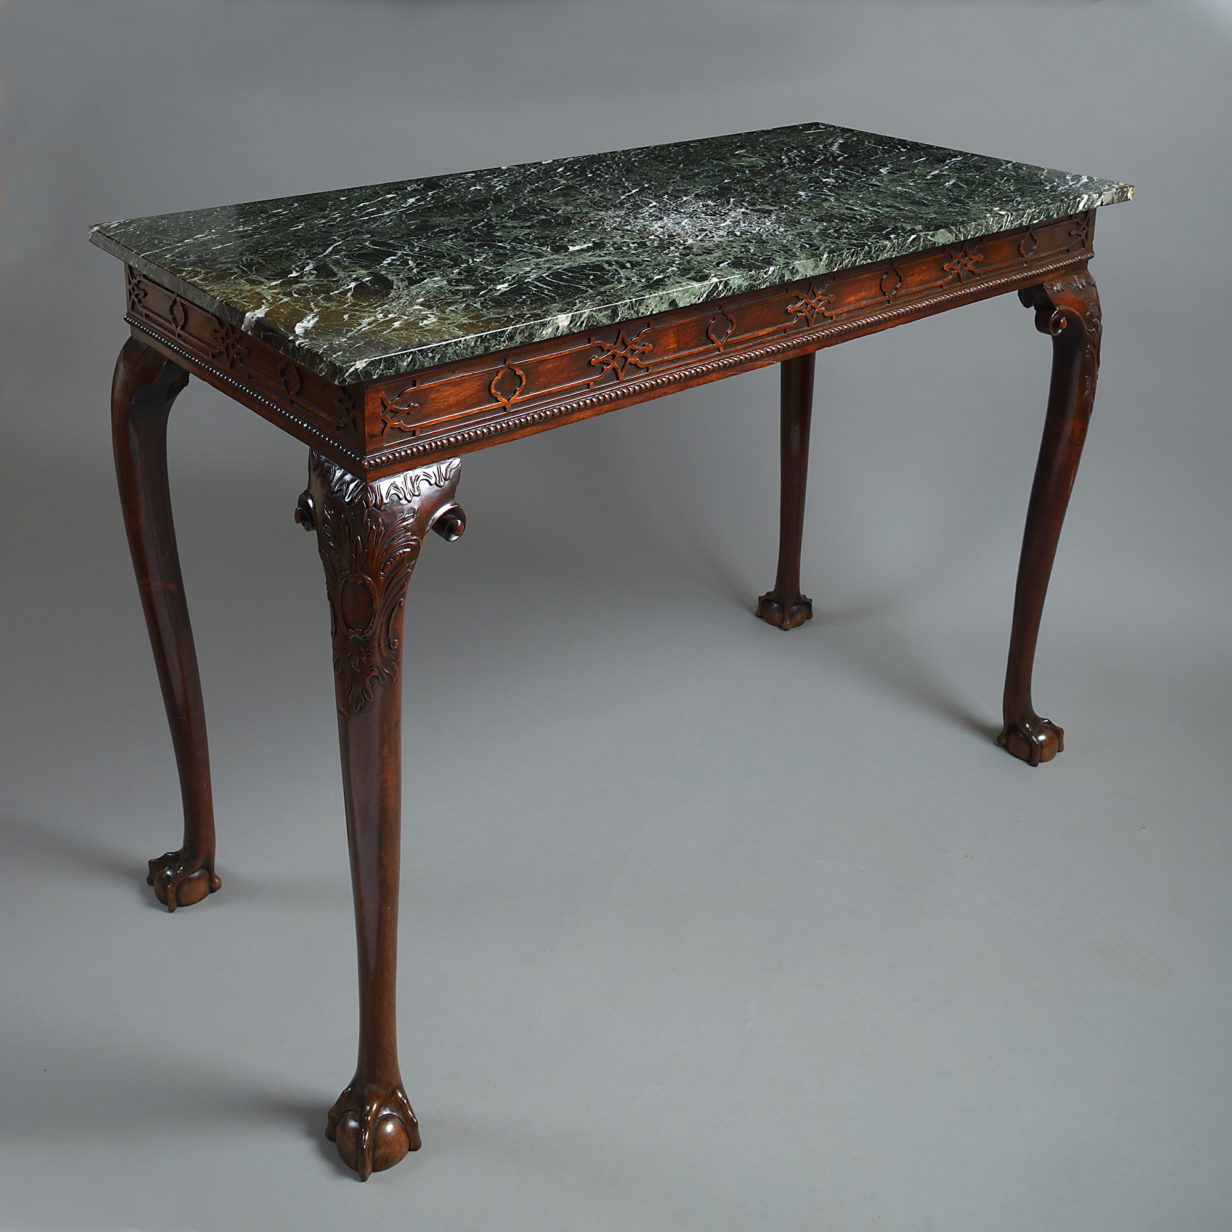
left=91, top=123, right=1131, bottom=384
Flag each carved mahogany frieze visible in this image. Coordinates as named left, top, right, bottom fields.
left=359, top=211, right=1095, bottom=473
left=124, top=273, right=366, bottom=464
left=123, top=211, right=1094, bottom=480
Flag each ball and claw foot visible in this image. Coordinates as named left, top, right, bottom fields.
left=326, top=1079, right=421, bottom=1181
left=997, top=715, right=1064, bottom=766
left=756, top=590, right=814, bottom=630
left=147, top=849, right=221, bottom=911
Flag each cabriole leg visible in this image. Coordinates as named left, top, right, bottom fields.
left=757, top=351, right=816, bottom=629
left=112, top=337, right=220, bottom=909
left=297, top=451, right=465, bottom=1180
left=1000, top=267, right=1102, bottom=765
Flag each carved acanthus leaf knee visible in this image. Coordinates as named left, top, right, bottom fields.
left=1020, top=267, right=1102, bottom=405
left=297, top=454, right=465, bottom=716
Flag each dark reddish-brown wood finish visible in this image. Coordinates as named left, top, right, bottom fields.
left=111, top=338, right=221, bottom=909
left=757, top=351, right=816, bottom=630
left=296, top=452, right=465, bottom=1180
left=109, top=207, right=1109, bottom=1179
left=999, top=267, right=1102, bottom=764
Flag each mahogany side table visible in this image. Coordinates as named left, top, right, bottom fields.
left=91, top=123, right=1131, bottom=1179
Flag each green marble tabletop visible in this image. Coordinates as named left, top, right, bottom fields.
left=91, top=123, right=1131, bottom=385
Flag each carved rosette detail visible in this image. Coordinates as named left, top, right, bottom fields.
left=942, top=243, right=984, bottom=283
left=589, top=326, right=653, bottom=381
left=209, top=322, right=249, bottom=370
left=786, top=280, right=836, bottom=327
left=305, top=453, right=463, bottom=715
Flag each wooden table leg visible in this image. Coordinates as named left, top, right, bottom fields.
left=1000, top=267, right=1102, bottom=765
left=757, top=351, right=816, bottom=629
left=112, top=337, right=221, bottom=909
left=297, top=451, right=465, bottom=1180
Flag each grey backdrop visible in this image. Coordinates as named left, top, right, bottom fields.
left=2, top=2, right=1230, bottom=1229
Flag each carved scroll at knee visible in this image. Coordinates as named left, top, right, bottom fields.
left=429, top=502, right=466, bottom=541
left=1019, top=267, right=1102, bottom=402
left=297, top=454, right=465, bottom=716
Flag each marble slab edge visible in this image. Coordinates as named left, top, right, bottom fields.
left=95, top=185, right=1126, bottom=388
left=120, top=211, right=1098, bottom=478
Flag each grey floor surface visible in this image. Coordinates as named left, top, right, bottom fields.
left=1, top=1, right=1230, bottom=1229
